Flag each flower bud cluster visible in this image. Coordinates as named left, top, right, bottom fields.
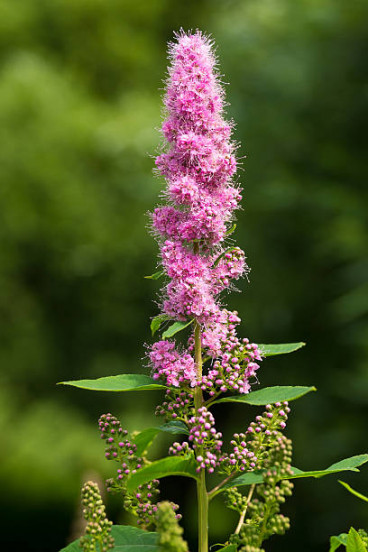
left=155, top=501, right=188, bottom=552
left=357, top=530, right=368, bottom=547
left=169, top=406, right=222, bottom=473
left=212, top=247, right=249, bottom=293
left=202, top=337, right=261, bottom=396
left=220, top=403, right=291, bottom=474
left=99, top=414, right=160, bottom=528
left=155, top=390, right=194, bottom=422
left=227, top=434, right=294, bottom=550
left=80, top=481, right=114, bottom=552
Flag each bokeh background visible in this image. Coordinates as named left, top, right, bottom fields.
left=1, top=0, right=367, bottom=550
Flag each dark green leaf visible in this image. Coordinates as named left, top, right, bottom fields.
left=158, top=420, right=189, bottom=435
left=162, top=319, right=194, bottom=339
left=58, top=374, right=167, bottom=392
left=346, top=528, right=367, bottom=552
left=258, top=343, right=305, bottom=356
left=330, top=534, right=348, bottom=552
left=150, top=314, right=171, bottom=336
left=214, top=386, right=316, bottom=406
left=221, top=471, right=264, bottom=491
left=127, top=456, right=199, bottom=492
left=218, top=546, right=237, bottom=552
left=339, top=481, right=368, bottom=503
left=133, top=421, right=189, bottom=456
left=60, top=525, right=158, bottom=552
left=144, top=270, right=164, bottom=280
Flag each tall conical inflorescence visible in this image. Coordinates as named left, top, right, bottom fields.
left=149, top=30, right=262, bottom=398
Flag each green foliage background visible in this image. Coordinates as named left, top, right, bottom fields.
left=0, top=0, right=367, bottom=550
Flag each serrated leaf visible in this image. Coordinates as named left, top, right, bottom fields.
left=258, top=342, right=305, bottom=356
left=150, top=314, right=171, bottom=336
left=145, top=270, right=164, bottom=280
left=58, top=374, right=167, bottom=392
left=133, top=421, right=189, bottom=456
left=162, top=319, right=194, bottom=339
left=214, top=385, right=316, bottom=406
left=127, top=456, right=199, bottom=492
left=339, top=481, right=368, bottom=503
left=347, top=528, right=367, bottom=552
left=60, top=525, right=158, bottom=552
left=330, top=534, right=348, bottom=552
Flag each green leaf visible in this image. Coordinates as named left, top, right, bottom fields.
left=214, top=386, right=316, bottom=406
left=127, top=456, right=199, bottom=492
left=150, top=314, right=171, bottom=336
left=58, top=374, right=167, bottom=392
left=162, top=319, right=194, bottom=339
left=285, top=455, right=368, bottom=480
left=221, top=471, right=265, bottom=491
left=133, top=421, right=189, bottom=456
left=225, top=223, right=237, bottom=237
left=330, top=534, right=348, bottom=552
left=158, top=420, right=189, bottom=435
left=60, top=525, right=158, bottom=552
left=339, top=480, right=368, bottom=503
left=258, top=342, right=305, bottom=356
left=145, top=270, right=164, bottom=280
left=346, top=528, right=367, bottom=552
left=133, top=428, right=161, bottom=457
left=328, top=455, right=368, bottom=472
left=213, top=247, right=239, bottom=268
left=214, top=455, right=368, bottom=497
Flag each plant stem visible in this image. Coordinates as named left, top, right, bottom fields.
left=234, top=484, right=255, bottom=535
left=194, top=318, right=208, bottom=552
left=207, top=473, right=236, bottom=501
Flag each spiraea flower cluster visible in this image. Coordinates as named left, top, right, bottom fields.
left=155, top=501, right=189, bottom=552
left=220, top=402, right=291, bottom=474
left=149, top=30, right=261, bottom=396
left=229, top=434, right=294, bottom=551
left=200, top=313, right=262, bottom=395
left=150, top=340, right=196, bottom=388
left=80, top=481, right=114, bottom=552
left=155, top=389, right=194, bottom=421
left=169, top=406, right=223, bottom=473
left=99, top=413, right=160, bottom=528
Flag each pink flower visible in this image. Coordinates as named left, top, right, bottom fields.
left=149, top=31, right=261, bottom=393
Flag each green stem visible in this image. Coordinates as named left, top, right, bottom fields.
left=234, top=484, right=255, bottom=535
left=207, top=472, right=236, bottom=501
left=194, top=319, right=208, bottom=552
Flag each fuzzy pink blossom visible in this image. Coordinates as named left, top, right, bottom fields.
left=149, top=30, right=261, bottom=392
left=150, top=340, right=196, bottom=387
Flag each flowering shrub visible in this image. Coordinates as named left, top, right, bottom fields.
left=60, top=31, right=368, bottom=552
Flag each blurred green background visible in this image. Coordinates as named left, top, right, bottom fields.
left=1, top=0, right=367, bottom=550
